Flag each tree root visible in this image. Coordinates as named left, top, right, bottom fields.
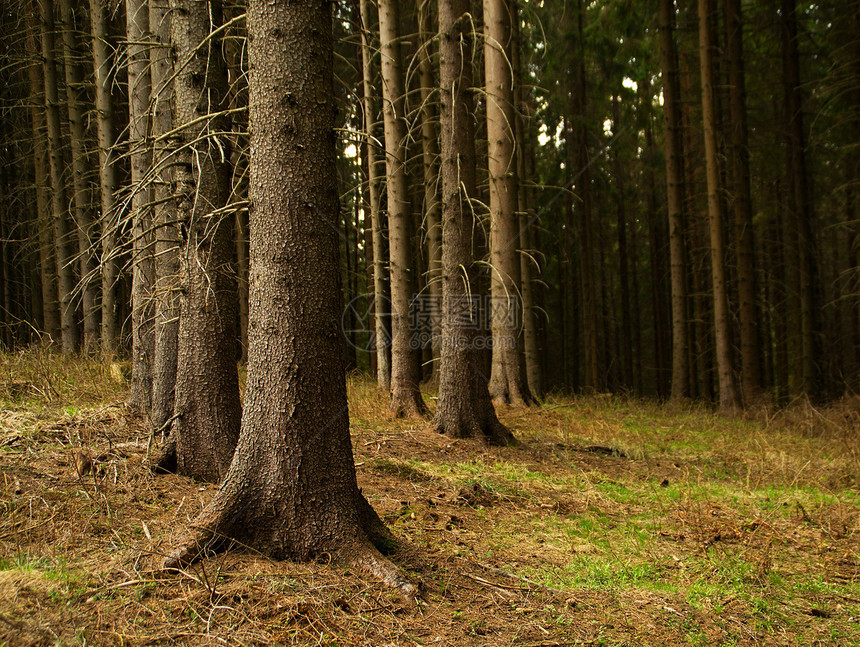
left=162, top=503, right=419, bottom=600
left=150, top=437, right=177, bottom=474
left=343, top=538, right=419, bottom=603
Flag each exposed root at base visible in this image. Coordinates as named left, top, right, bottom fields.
left=344, top=540, right=419, bottom=603
left=150, top=438, right=177, bottom=475
left=431, top=418, right=515, bottom=446
left=162, top=510, right=418, bottom=600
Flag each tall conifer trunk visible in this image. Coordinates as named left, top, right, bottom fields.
left=126, top=0, right=154, bottom=408
left=359, top=0, right=391, bottom=392
left=432, top=0, right=513, bottom=444
left=164, top=0, right=414, bottom=597
left=699, top=0, right=740, bottom=413
left=378, top=0, right=425, bottom=416
left=658, top=0, right=690, bottom=401
left=485, top=0, right=532, bottom=406
left=59, top=0, right=98, bottom=353
left=724, top=0, right=761, bottom=403
left=154, top=0, right=240, bottom=482
left=89, top=0, right=119, bottom=357
left=149, top=0, right=179, bottom=433
left=39, top=0, right=79, bottom=354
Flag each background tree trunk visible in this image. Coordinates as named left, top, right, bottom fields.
left=39, top=0, right=79, bottom=354
left=126, top=0, right=154, bottom=409
left=149, top=0, right=179, bottom=433
left=485, top=0, right=531, bottom=406
left=433, top=0, right=513, bottom=444
left=724, top=0, right=761, bottom=403
left=88, top=0, right=119, bottom=357
left=25, top=15, right=60, bottom=343
left=59, top=0, right=98, bottom=353
left=378, top=0, right=425, bottom=417
left=359, top=0, right=391, bottom=392
left=417, top=0, right=442, bottom=383
left=658, top=0, right=689, bottom=401
left=699, top=0, right=740, bottom=414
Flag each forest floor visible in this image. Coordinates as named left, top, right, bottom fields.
left=1, top=352, right=860, bottom=646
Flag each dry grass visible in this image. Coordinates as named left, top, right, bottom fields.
left=1, top=350, right=860, bottom=646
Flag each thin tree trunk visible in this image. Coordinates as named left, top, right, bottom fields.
left=417, top=0, right=441, bottom=383
left=359, top=0, right=390, bottom=392
left=88, top=0, right=119, bottom=357
left=149, top=0, right=180, bottom=433
left=432, top=0, right=513, bottom=444
left=512, top=0, right=541, bottom=399
left=126, top=0, right=154, bottom=409
left=569, top=0, right=599, bottom=393
left=612, top=95, right=633, bottom=389
left=39, top=0, right=79, bottom=354
left=781, top=0, right=819, bottom=398
left=485, top=0, right=532, bottom=406
left=699, top=0, right=740, bottom=414
left=163, top=0, right=414, bottom=598
left=724, top=0, right=760, bottom=403
left=59, top=0, right=98, bottom=353
left=378, top=0, right=425, bottom=416
left=25, top=16, right=60, bottom=343
left=658, top=0, right=689, bottom=401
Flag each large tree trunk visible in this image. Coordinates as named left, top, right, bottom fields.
left=699, top=0, right=740, bottom=414
left=149, top=0, right=179, bottom=433
left=59, top=0, right=98, bottom=353
left=39, top=0, right=79, bottom=354
left=724, top=0, right=761, bottom=403
left=658, top=0, right=689, bottom=401
left=432, top=0, right=513, bottom=444
left=164, top=0, right=414, bottom=598
left=88, top=0, right=120, bottom=357
left=155, top=0, right=241, bottom=482
left=359, top=0, right=391, bottom=392
left=417, top=0, right=442, bottom=383
left=484, top=0, right=532, bottom=406
left=126, top=0, right=154, bottom=409
left=378, top=0, right=425, bottom=417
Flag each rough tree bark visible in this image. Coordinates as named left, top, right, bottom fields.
left=149, top=0, right=179, bottom=433
left=126, top=0, right=154, bottom=409
left=154, top=0, right=240, bottom=482
left=163, top=0, right=414, bottom=598
left=39, top=0, right=79, bottom=354
left=658, top=0, right=690, bottom=401
left=432, top=0, right=513, bottom=444
left=88, top=0, right=120, bottom=357
left=378, top=0, right=426, bottom=416
left=484, top=0, right=532, bottom=406
left=359, top=0, right=391, bottom=392
left=699, top=0, right=740, bottom=414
